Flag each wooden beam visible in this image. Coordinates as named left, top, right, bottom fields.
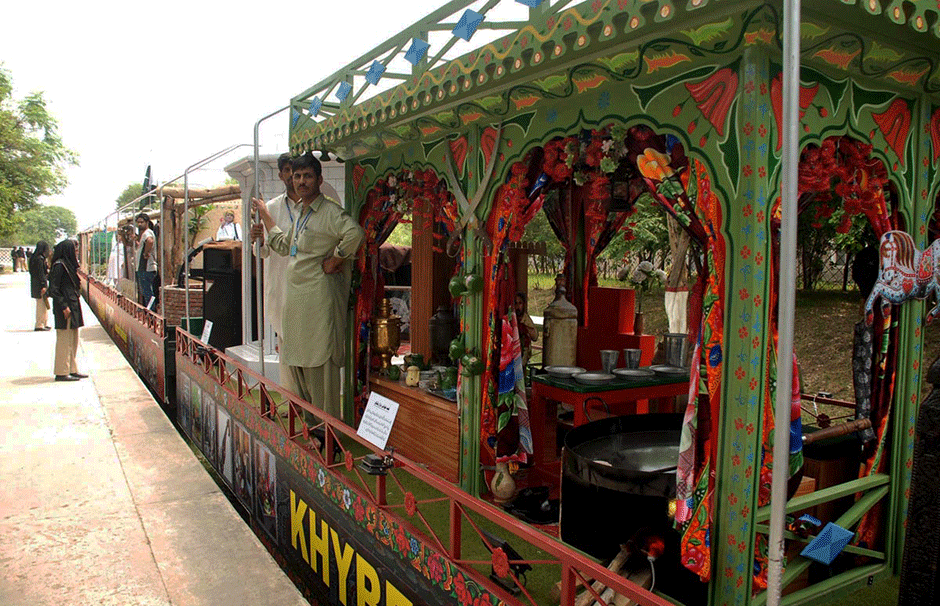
left=159, top=184, right=240, bottom=199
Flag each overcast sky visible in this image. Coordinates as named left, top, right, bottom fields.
left=1, top=0, right=447, bottom=231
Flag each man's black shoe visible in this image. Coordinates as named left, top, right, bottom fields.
left=70, top=373, right=88, bottom=379
left=55, top=375, right=80, bottom=382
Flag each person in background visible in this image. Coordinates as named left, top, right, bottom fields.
left=252, top=153, right=297, bottom=387
left=216, top=210, right=242, bottom=241
left=29, top=241, right=51, bottom=331
left=12, top=247, right=23, bottom=271
left=48, top=239, right=86, bottom=382
left=251, top=152, right=364, bottom=421
left=135, top=212, right=157, bottom=307
left=514, top=292, right=539, bottom=369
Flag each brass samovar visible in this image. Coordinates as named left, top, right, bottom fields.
left=371, top=298, right=401, bottom=369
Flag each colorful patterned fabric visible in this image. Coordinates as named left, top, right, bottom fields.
left=480, top=156, right=543, bottom=464
left=641, top=158, right=725, bottom=582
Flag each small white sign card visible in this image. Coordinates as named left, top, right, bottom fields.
left=201, top=319, right=214, bottom=343
left=147, top=296, right=156, bottom=310
left=357, top=392, right=400, bottom=450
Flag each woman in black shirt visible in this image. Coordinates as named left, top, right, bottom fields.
left=47, top=240, right=86, bottom=381
left=29, top=241, right=51, bottom=331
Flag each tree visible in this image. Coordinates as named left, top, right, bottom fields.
left=7, top=205, right=76, bottom=246
left=0, top=65, right=78, bottom=239
left=115, top=182, right=143, bottom=210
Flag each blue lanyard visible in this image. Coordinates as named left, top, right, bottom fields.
left=284, top=196, right=295, bottom=223
left=293, top=205, right=314, bottom=241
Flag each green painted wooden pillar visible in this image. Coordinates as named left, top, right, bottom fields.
left=889, top=95, right=937, bottom=572
left=458, top=124, right=485, bottom=496
left=707, top=47, right=776, bottom=606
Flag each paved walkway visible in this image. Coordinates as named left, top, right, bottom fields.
left=0, top=271, right=306, bottom=606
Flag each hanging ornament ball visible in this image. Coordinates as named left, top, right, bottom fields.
left=465, top=273, right=484, bottom=294
left=449, top=337, right=466, bottom=361
left=449, top=275, right=468, bottom=297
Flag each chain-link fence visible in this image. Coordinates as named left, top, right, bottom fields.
left=798, top=248, right=859, bottom=291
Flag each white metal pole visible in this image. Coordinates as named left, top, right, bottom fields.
left=767, top=0, right=801, bottom=604
left=249, top=105, right=290, bottom=377
left=184, top=171, right=191, bottom=328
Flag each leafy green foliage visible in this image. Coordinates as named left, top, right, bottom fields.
left=188, top=204, right=215, bottom=241
left=0, top=65, right=78, bottom=239
left=600, top=194, right=669, bottom=263
left=2, top=204, right=76, bottom=246
left=115, top=182, right=144, bottom=210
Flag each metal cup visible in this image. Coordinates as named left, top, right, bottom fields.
left=600, top=350, right=619, bottom=374
left=662, top=333, right=688, bottom=368
left=623, top=348, right=641, bottom=369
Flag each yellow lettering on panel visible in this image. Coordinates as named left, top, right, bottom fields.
left=356, top=553, right=381, bottom=606
left=385, top=580, right=413, bottom=606
left=309, top=510, right=331, bottom=586
left=290, top=491, right=309, bottom=563
left=331, top=528, right=355, bottom=606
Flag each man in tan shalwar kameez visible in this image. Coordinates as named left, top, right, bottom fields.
left=252, top=153, right=364, bottom=421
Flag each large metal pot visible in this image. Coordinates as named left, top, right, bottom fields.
left=561, top=413, right=683, bottom=560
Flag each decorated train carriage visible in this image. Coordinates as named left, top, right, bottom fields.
left=284, top=0, right=940, bottom=603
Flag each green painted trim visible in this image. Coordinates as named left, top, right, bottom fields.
left=777, top=563, right=887, bottom=606
left=753, top=525, right=886, bottom=560
left=754, top=474, right=890, bottom=522
left=751, top=486, right=888, bottom=605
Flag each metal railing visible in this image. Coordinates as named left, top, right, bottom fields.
left=175, top=325, right=672, bottom=606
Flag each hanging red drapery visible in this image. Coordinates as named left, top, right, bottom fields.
left=480, top=151, right=546, bottom=466
left=796, top=135, right=899, bottom=551
left=353, top=169, right=456, bottom=420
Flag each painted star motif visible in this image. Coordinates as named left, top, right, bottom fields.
left=452, top=9, right=484, bottom=41
left=308, top=97, right=323, bottom=117
left=404, top=37, right=431, bottom=65
left=336, top=81, right=353, bottom=102
left=365, top=60, right=386, bottom=85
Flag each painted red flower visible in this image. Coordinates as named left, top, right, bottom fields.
left=395, top=527, right=409, bottom=553
left=872, top=98, right=912, bottom=166
left=685, top=68, right=739, bottom=136
left=405, top=492, right=417, bottom=517
left=770, top=74, right=818, bottom=150
left=741, top=245, right=751, bottom=259
left=930, top=107, right=940, bottom=163
left=739, top=326, right=749, bottom=339
left=743, top=204, right=753, bottom=217
left=449, top=137, right=469, bottom=175
left=735, top=367, right=745, bottom=379
left=428, top=554, right=445, bottom=583
left=345, top=450, right=354, bottom=471
left=739, top=288, right=750, bottom=300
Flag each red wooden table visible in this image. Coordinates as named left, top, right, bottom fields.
left=528, top=372, right=689, bottom=477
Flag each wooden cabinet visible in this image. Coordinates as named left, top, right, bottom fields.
left=368, top=376, right=460, bottom=483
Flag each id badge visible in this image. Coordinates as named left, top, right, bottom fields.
left=290, top=243, right=298, bottom=257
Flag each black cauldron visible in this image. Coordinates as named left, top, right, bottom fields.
left=561, top=413, right=682, bottom=560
